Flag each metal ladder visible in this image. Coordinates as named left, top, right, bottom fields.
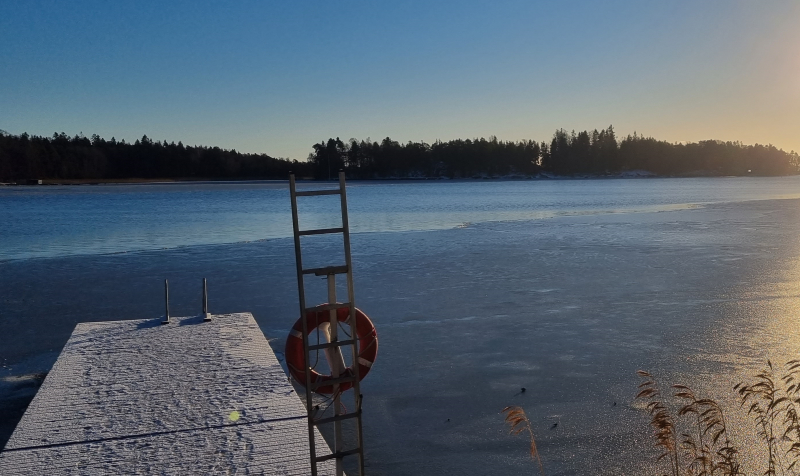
left=289, top=171, right=365, bottom=476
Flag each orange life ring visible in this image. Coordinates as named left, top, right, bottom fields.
left=285, top=304, right=378, bottom=394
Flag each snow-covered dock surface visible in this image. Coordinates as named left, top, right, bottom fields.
left=0, top=312, right=333, bottom=475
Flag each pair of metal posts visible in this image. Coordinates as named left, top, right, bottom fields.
left=289, top=171, right=365, bottom=476
left=161, top=278, right=210, bottom=324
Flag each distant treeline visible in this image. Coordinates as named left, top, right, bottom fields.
left=0, top=131, right=309, bottom=181
left=310, top=126, right=799, bottom=179
left=1, top=127, right=798, bottom=182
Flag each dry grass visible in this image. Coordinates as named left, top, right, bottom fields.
left=502, top=405, right=544, bottom=474
left=637, top=360, right=800, bottom=476
left=504, top=360, right=800, bottom=475
left=636, top=370, right=681, bottom=474
left=636, top=370, right=743, bottom=476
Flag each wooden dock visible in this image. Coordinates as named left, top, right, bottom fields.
left=0, top=313, right=335, bottom=475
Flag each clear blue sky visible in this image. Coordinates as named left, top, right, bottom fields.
left=2, top=0, right=798, bottom=160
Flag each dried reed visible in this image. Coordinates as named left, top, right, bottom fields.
left=637, top=359, right=800, bottom=476
left=636, top=370, right=680, bottom=475
left=504, top=360, right=800, bottom=475
left=502, top=405, right=544, bottom=475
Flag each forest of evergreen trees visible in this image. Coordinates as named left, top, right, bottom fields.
left=309, top=126, right=799, bottom=179
left=0, top=131, right=308, bottom=182
left=1, top=127, right=798, bottom=182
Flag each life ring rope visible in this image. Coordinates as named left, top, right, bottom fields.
left=284, top=304, right=378, bottom=394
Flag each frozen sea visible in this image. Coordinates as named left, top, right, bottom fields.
left=2, top=177, right=800, bottom=474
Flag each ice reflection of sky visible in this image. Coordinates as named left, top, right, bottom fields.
left=637, top=210, right=800, bottom=476
left=2, top=176, right=800, bottom=261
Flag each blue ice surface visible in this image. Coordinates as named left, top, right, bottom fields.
left=2, top=176, right=800, bottom=261
left=2, top=176, right=800, bottom=473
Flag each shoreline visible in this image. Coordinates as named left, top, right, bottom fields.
left=2, top=171, right=799, bottom=186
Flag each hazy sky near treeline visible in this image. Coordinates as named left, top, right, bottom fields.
left=2, top=0, right=799, bottom=161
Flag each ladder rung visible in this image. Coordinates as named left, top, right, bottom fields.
left=295, top=189, right=341, bottom=197
left=314, top=447, right=361, bottom=463
left=311, top=375, right=356, bottom=390
left=302, top=265, right=348, bottom=276
left=308, top=339, right=355, bottom=351
left=305, top=302, right=351, bottom=313
left=298, top=227, right=344, bottom=236
left=313, top=410, right=361, bottom=426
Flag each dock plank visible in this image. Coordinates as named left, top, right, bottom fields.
left=0, top=313, right=334, bottom=475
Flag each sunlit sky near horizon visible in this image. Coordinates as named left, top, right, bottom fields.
left=2, top=0, right=799, bottom=161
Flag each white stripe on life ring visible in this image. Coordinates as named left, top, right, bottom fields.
left=290, top=329, right=303, bottom=339
left=358, top=357, right=373, bottom=368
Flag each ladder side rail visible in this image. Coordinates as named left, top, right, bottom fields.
left=326, top=275, right=345, bottom=476
left=338, top=171, right=367, bottom=476
left=289, top=173, right=319, bottom=476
